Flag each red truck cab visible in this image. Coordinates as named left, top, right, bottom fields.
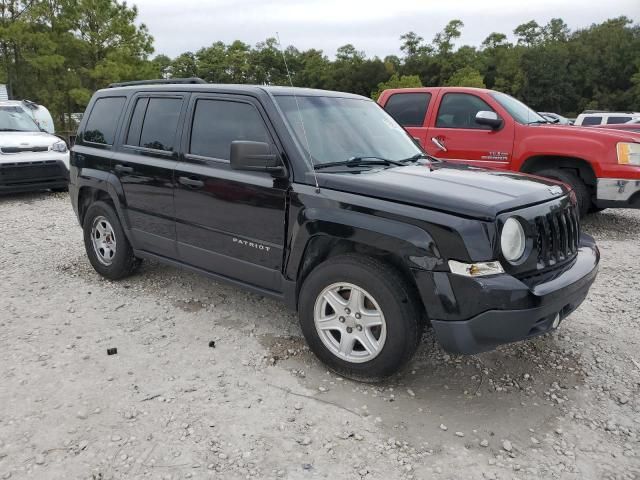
left=378, top=87, right=640, bottom=216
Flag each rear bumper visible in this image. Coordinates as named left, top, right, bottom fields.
left=596, top=178, right=640, bottom=208
left=0, top=158, right=69, bottom=194
left=421, top=234, right=599, bottom=354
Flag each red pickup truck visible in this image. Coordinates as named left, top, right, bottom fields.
left=378, top=87, right=640, bottom=216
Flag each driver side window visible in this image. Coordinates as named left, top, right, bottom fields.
left=436, top=93, right=495, bottom=130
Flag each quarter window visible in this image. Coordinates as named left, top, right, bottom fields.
left=384, top=93, right=431, bottom=127
left=189, top=99, right=270, bottom=160
left=83, top=97, right=126, bottom=145
left=436, top=93, right=495, bottom=129
left=606, top=116, right=632, bottom=124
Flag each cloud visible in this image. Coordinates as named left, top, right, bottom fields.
left=133, top=0, right=639, bottom=58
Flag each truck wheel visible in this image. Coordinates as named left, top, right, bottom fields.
left=83, top=201, right=141, bottom=280
left=298, top=254, right=423, bottom=382
left=535, top=169, right=591, bottom=218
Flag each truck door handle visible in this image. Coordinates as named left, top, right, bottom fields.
left=431, top=137, right=447, bottom=152
left=178, top=176, right=204, bottom=189
left=114, top=164, right=133, bottom=174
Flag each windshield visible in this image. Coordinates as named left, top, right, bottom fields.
left=489, top=92, right=547, bottom=125
left=274, top=95, right=421, bottom=167
left=0, top=105, right=40, bottom=132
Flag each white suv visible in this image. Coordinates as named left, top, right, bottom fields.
left=0, top=101, right=69, bottom=193
left=574, top=111, right=640, bottom=126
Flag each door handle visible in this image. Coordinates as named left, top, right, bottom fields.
left=178, top=176, right=204, bottom=189
left=431, top=137, right=447, bottom=152
left=114, top=164, right=133, bottom=174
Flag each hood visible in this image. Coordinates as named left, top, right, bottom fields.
left=0, top=131, right=59, bottom=148
left=314, top=162, right=570, bottom=220
left=532, top=123, right=640, bottom=142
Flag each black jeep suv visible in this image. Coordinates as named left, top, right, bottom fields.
left=69, top=79, right=599, bottom=380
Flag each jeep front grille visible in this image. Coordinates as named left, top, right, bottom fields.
left=534, top=204, right=579, bottom=269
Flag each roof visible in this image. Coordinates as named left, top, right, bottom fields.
left=99, top=82, right=367, bottom=100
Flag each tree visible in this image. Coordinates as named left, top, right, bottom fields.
left=446, top=67, right=485, bottom=88
left=514, top=20, right=542, bottom=46
left=371, top=73, right=421, bottom=100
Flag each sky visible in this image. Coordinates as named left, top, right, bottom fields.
left=133, top=0, right=640, bottom=59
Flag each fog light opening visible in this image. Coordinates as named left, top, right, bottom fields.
left=551, top=313, right=561, bottom=329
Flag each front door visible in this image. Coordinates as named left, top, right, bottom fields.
left=174, top=94, right=288, bottom=292
left=112, top=93, right=187, bottom=257
left=425, top=92, right=514, bottom=169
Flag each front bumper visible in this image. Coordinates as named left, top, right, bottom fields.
left=596, top=178, right=640, bottom=208
left=419, top=234, right=599, bottom=354
left=0, top=157, right=69, bottom=194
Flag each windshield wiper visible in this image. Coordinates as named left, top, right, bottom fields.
left=398, top=152, right=438, bottom=163
left=314, top=156, right=404, bottom=170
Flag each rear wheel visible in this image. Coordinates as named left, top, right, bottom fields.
left=298, top=254, right=423, bottom=382
left=83, top=201, right=141, bottom=280
left=535, top=169, right=591, bottom=218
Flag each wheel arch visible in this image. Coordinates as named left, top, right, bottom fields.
left=520, top=156, right=597, bottom=190
left=76, top=171, right=132, bottom=241
left=285, top=211, right=444, bottom=315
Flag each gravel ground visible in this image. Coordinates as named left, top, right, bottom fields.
left=0, top=192, right=638, bottom=480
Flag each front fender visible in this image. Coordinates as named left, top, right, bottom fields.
left=285, top=206, right=444, bottom=281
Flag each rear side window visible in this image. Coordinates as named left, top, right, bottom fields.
left=581, top=116, right=602, bottom=126
left=606, top=116, right=632, bottom=124
left=383, top=93, right=431, bottom=127
left=189, top=99, right=270, bottom=160
left=83, top=97, right=126, bottom=145
left=436, top=93, right=494, bottom=129
left=138, top=98, right=182, bottom=151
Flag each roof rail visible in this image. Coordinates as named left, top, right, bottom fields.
left=108, top=78, right=207, bottom=88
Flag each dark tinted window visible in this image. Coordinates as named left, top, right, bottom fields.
left=139, top=98, right=182, bottom=151
left=606, top=116, right=632, bottom=124
left=125, top=98, right=149, bottom=146
left=190, top=100, right=270, bottom=160
left=436, top=93, right=495, bottom=129
left=384, top=93, right=431, bottom=127
left=83, top=97, right=126, bottom=144
left=581, top=116, right=602, bottom=125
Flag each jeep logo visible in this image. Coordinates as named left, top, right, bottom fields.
left=233, top=237, right=271, bottom=252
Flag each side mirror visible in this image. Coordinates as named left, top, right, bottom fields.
left=475, top=111, right=503, bottom=129
left=230, top=141, right=284, bottom=174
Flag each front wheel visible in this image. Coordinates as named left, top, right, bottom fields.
left=298, top=254, right=423, bottom=382
left=535, top=169, right=591, bottom=217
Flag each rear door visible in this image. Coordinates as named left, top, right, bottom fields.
left=174, top=94, right=288, bottom=291
left=112, top=93, right=187, bottom=258
left=382, top=92, right=432, bottom=147
left=424, top=92, right=515, bottom=169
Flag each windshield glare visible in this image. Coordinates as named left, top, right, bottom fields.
left=275, top=95, right=421, bottom=167
left=490, top=92, right=547, bottom=124
left=0, top=106, right=40, bottom=132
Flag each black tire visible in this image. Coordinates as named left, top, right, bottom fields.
left=298, top=254, right=423, bottom=382
left=83, top=201, right=141, bottom=280
left=535, top=169, right=591, bottom=218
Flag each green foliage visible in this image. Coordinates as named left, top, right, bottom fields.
left=371, top=74, right=422, bottom=100
left=446, top=67, right=485, bottom=88
left=1, top=7, right=639, bottom=128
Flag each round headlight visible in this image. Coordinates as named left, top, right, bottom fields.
left=501, top=217, right=526, bottom=263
